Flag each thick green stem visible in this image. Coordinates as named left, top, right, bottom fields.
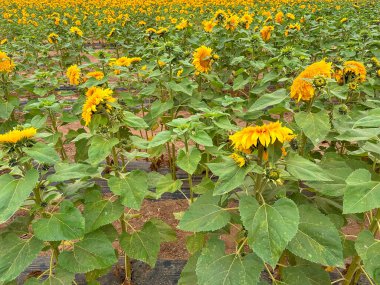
left=120, top=214, right=132, bottom=284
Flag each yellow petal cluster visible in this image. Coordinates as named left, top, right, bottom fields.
left=81, top=87, right=115, bottom=126
left=229, top=121, right=294, bottom=152
left=192, top=45, right=213, bottom=73
left=290, top=60, right=332, bottom=102
left=343, top=61, right=366, bottom=83
left=66, top=64, right=81, bottom=85
left=260, top=26, right=274, bottom=42
left=230, top=153, right=246, bottom=167
left=0, top=127, right=37, bottom=144
left=0, top=51, right=15, bottom=73
left=86, top=71, right=104, bottom=80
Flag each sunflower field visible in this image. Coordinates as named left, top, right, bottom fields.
left=0, top=0, right=380, bottom=284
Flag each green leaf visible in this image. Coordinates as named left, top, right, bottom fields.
left=178, top=192, right=230, bottom=232
left=248, top=89, right=287, bottom=112
left=148, top=131, right=172, bottom=148
left=208, top=158, right=261, bottom=195
left=287, top=205, right=344, bottom=267
left=120, top=221, right=160, bottom=267
left=232, top=74, right=250, bottom=91
left=155, top=174, right=183, bottom=199
left=32, top=200, right=85, bottom=241
left=282, top=264, right=331, bottom=285
left=176, top=147, right=201, bottom=175
left=58, top=231, right=117, bottom=273
left=0, top=101, right=14, bottom=120
left=336, top=128, right=380, bottom=141
left=190, top=130, right=213, bottom=146
left=196, top=238, right=263, bottom=285
left=108, top=170, right=148, bottom=210
left=239, top=196, right=299, bottom=267
left=167, top=79, right=197, bottom=96
left=48, top=163, right=99, bottom=182
left=84, top=191, right=124, bottom=233
left=0, top=169, right=39, bottom=223
left=305, top=153, right=354, bottom=197
left=343, top=169, right=380, bottom=214
left=87, top=136, right=119, bottom=165
left=295, top=110, right=330, bottom=146
left=186, top=233, right=206, bottom=255
left=355, top=230, right=380, bottom=284
left=149, top=218, right=176, bottom=243
left=178, top=252, right=200, bottom=285
left=123, top=111, right=148, bottom=129
left=286, top=153, right=332, bottom=181
left=23, top=142, right=61, bottom=164
left=24, top=267, right=75, bottom=285
left=0, top=234, right=44, bottom=282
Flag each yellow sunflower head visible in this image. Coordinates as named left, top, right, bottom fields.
left=260, top=26, right=274, bottom=42
left=192, top=45, right=215, bottom=73
left=343, top=61, right=366, bottom=83
left=0, top=127, right=37, bottom=144
left=47, top=33, right=59, bottom=44
left=290, top=60, right=332, bottom=102
left=81, top=87, right=115, bottom=126
left=66, top=64, right=81, bottom=85
left=0, top=51, right=15, bottom=73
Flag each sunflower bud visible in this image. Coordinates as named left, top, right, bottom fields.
left=348, top=81, right=358, bottom=90
left=338, top=104, right=349, bottom=115
left=313, top=76, right=327, bottom=88
left=290, top=138, right=298, bottom=151
left=266, top=168, right=281, bottom=181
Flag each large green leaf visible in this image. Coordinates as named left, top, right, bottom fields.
left=155, top=174, right=183, bottom=199
left=336, top=128, right=380, bottom=142
left=248, top=88, right=287, bottom=112
left=108, top=170, right=148, bottom=210
left=148, top=131, right=172, bottom=148
left=84, top=191, right=124, bottom=233
left=0, top=169, right=39, bottom=223
left=178, top=252, right=200, bottom=285
left=239, top=196, right=299, bottom=267
left=343, top=169, right=380, bottom=214
left=305, top=153, right=353, bottom=197
left=24, top=267, right=75, bottom=285
left=176, top=147, right=201, bottom=175
left=58, top=231, right=117, bottom=273
left=207, top=157, right=259, bottom=195
left=23, top=142, right=61, bottom=164
left=120, top=221, right=160, bottom=267
left=178, top=192, right=230, bottom=232
left=0, top=234, right=44, bottom=282
left=87, top=136, right=119, bottom=165
left=167, top=79, right=197, bottom=96
left=32, top=200, right=85, bottom=241
left=48, top=163, right=99, bottom=182
left=0, top=100, right=14, bottom=120
left=196, top=238, right=263, bottom=285
left=123, top=111, right=148, bottom=129
left=287, top=205, right=344, bottom=267
left=295, top=110, right=330, bottom=146
left=190, top=130, right=213, bottom=147
left=286, top=153, right=332, bottom=181
left=282, top=264, right=331, bottom=285
left=355, top=230, right=380, bottom=284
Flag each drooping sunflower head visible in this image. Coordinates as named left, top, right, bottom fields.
left=66, top=64, right=81, bottom=85
left=47, top=33, right=59, bottom=44
left=86, top=71, right=104, bottom=81
left=69, top=26, right=83, bottom=37
left=81, top=87, right=115, bottom=126
left=229, top=121, right=295, bottom=153
left=0, top=51, right=15, bottom=73
left=0, top=127, right=37, bottom=144
left=192, top=45, right=215, bottom=73
left=290, top=60, right=332, bottom=102
left=260, top=26, right=274, bottom=42
left=343, top=61, right=366, bottom=83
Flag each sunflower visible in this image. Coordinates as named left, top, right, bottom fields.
left=290, top=60, right=332, bottom=102
left=86, top=71, right=104, bottom=80
left=343, top=61, right=366, bottom=82
left=240, top=14, right=253, bottom=29
left=214, top=9, right=228, bottom=24
left=0, top=51, right=15, bottom=73
left=176, top=19, right=189, bottom=30
left=230, top=153, right=246, bottom=167
left=81, top=87, right=115, bottom=126
left=202, top=20, right=216, bottom=32
left=69, top=26, right=83, bottom=37
left=229, top=121, right=295, bottom=152
left=260, top=26, right=274, bottom=42
left=192, top=45, right=214, bottom=73
left=47, top=33, right=59, bottom=44
left=225, top=14, right=239, bottom=31
left=275, top=11, right=284, bottom=24
left=66, top=64, right=81, bottom=85
left=0, top=127, right=37, bottom=144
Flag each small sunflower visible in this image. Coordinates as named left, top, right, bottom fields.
left=192, top=45, right=215, bottom=73
left=0, top=127, right=37, bottom=144
left=81, top=87, right=115, bottom=126
left=66, top=64, right=81, bottom=85
left=260, top=26, right=274, bottom=42
left=0, top=51, right=15, bottom=73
